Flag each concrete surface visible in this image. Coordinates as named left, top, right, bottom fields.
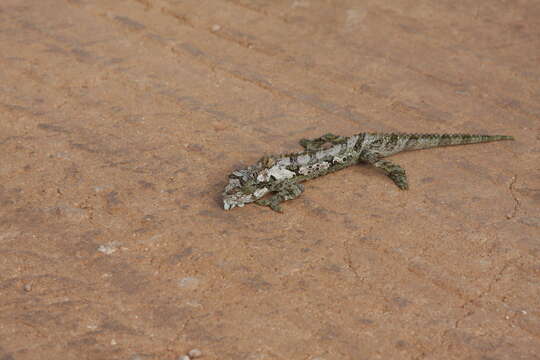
left=1, top=0, right=539, bottom=359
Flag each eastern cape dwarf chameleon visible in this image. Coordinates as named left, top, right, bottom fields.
left=223, top=132, right=513, bottom=212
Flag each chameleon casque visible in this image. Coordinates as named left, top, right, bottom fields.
left=222, top=132, right=513, bottom=212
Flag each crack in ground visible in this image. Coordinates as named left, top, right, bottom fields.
left=479, top=258, right=515, bottom=302
left=166, top=317, right=192, bottom=356
left=459, top=257, right=515, bottom=312
left=437, top=257, right=518, bottom=353
left=343, top=239, right=360, bottom=280
left=506, top=175, right=520, bottom=219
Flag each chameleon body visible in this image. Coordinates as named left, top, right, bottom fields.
left=222, top=132, right=513, bottom=212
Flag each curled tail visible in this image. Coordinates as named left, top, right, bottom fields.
left=402, top=133, right=514, bottom=151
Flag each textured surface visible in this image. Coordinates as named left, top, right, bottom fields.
left=1, top=0, right=539, bottom=359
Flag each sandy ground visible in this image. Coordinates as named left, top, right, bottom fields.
left=1, top=0, right=540, bottom=359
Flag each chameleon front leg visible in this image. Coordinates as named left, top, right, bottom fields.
left=362, top=153, right=409, bottom=190
left=299, top=133, right=345, bottom=151
left=256, top=183, right=305, bottom=212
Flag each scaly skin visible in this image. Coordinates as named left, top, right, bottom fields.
left=222, top=132, right=514, bottom=212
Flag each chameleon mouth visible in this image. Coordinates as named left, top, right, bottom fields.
left=223, top=199, right=236, bottom=211
left=223, top=186, right=271, bottom=210
left=223, top=196, right=245, bottom=211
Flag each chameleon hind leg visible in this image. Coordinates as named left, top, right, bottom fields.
left=362, top=153, right=409, bottom=190
left=299, top=133, right=346, bottom=151
left=256, top=183, right=304, bottom=212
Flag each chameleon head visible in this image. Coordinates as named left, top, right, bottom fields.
left=222, top=167, right=270, bottom=210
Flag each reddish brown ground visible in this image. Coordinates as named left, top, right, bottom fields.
left=1, top=1, right=539, bottom=359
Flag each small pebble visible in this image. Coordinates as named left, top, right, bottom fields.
left=23, top=283, right=32, bottom=292
left=97, top=242, right=120, bottom=255
left=178, top=277, right=200, bottom=289
left=211, top=24, right=221, bottom=32
left=188, top=349, right=203, bottom=358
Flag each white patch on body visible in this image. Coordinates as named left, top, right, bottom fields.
left=299, top=161, right=330, bottom=175
left=296, top=154, right=311, bottom=165
left=224, top=178, right=241, bottom=193
left=253, top=187, right=269, bottom=198
left=257, top=165, right=296, bottom=182
left=332, top=156, right=347, bottom=163
left=347, top=135, right=359, bottom=149
left=316, top=144, right=342, bottom=160
left=277, top=157, right=291, bottom=166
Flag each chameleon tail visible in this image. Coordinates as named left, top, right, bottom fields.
left=402, top=133, right=514, bottom=151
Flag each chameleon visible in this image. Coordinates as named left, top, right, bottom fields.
left=222, top=132, right=514, bottom=212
